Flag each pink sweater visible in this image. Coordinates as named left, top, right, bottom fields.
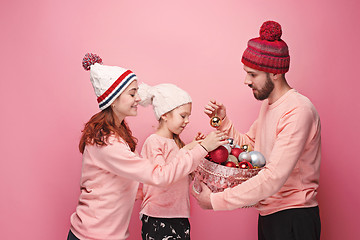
left=140, top=134, right=192, bottom=218
left=70, top=136, right=206, bottom=240
left=211, top=89, right=321, bottom=216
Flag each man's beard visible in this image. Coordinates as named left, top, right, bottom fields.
left=253, top=73, right=274, bottom=100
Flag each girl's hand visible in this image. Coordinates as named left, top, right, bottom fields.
left=194, top=132, right=205, bottom=141
left=204, top=100, right=227, bottom=120
left=183, top=132, right=206, bottom=150
left=200, top=130, right=228, bottom=152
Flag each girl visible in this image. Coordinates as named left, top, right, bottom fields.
left=67, top=54, right=226, bottom=240
left=138, top=83, right=224, bottom=239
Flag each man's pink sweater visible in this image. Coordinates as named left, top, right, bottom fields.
left=140, top=134, right=192, bottom=218
left=70, top=136, right=206, bottom=240
left=211, top=89, right=321, bottom=216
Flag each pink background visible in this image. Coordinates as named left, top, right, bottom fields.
left=1, top=0, right=359, bottom=239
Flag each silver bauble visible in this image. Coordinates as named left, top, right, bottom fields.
left=249, top=151, right=266, bottom=167
left=227, top=138, right=234, bottom=146
left=238, top=151, right=251, bottom=162
left=222, top=144, right=232, bottom=153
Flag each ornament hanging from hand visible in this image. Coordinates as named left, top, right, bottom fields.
left=210, top=116, right=222, bottom=128
left=210, top=109, right=222, bottom=128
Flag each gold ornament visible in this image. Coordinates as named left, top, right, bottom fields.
left=210, top=116, right=222, bottom=128
left=241, top=144, right=252, bottom=152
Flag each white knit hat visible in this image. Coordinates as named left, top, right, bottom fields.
left=82, top=53, right=138, bottom=110
left=138, top=83, right=192, bottom=120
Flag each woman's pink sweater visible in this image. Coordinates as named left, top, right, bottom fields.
left=211, top=89, right=321, bottom=216
left=70, top=136, right=206, bottom=240
left=140, top=134, right=192, bottom=218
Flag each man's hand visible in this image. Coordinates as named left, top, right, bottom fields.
left=204, top=100, right=227, bottom=120
left=191, top=181, right=213, bottom=210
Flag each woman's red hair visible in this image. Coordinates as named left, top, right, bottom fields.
left=79, top=107, right=137, bottom=153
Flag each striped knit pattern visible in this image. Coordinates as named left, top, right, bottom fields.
left=242, top=38, right=290, bottom=74
left=97, top=70, right=137, bottom=110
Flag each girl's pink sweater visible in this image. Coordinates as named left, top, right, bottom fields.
left=70, top=136, right=206, bottom=240
left=211, top=89, right=321, bottom=216
left=140, top=134, right=192, bottom=218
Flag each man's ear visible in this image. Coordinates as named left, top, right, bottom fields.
left=272, top=73, right=278, bottom=80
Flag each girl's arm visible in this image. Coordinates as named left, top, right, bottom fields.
left=86, top=137, right=207, bottom=187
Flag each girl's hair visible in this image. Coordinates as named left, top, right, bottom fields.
left=173, top=134, right=185, bottom=149
left=158, top=116, right=185, bottom=149
left=79, top=107, right=137, bottom=153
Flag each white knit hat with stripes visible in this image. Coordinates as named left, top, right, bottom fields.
left=82, top=53, right=138, bottom=110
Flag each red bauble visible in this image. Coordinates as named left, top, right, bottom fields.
left=238, top=161, right=253, bottom=169
left=230, top=147, right=244, bottom=158
left=208, top=146, right=229, bottom=164
left=224, top=161, right=237, bottom=168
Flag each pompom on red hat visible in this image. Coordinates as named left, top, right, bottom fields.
left=241, top=21, right=290, bottom=74
left=82, top=53, right=138, bottom=110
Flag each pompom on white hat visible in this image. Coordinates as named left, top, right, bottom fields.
left=82, top=53, right=138, bottom=110
left=138, top=83, right=192, bottom=120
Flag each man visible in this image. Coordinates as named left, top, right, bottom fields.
left=192, top=21, right=321, bottom=240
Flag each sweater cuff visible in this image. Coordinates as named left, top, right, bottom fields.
left=218, top=116, right=231, bottom=131
left=189, top=144, right=208, bottom=171
left=210, top=191, right=229, bottom=211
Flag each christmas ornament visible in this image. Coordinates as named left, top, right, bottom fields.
left=210, top=115, right=222, bottom=128
left=241, top=144, right=252, bottom=152
left=238, top=161, right=253, bottom=169
left=224, top=161, right=237, bottom=168
left=222, top=144, right=232, bottom=154
left=238, top=151, right=252, bottom=162
left=227, top=138, right=234, bottom=147
left=230, top=147, right=244, bottom=159
left=249, top=151, right=266, bottom=167
left=208, top=146, right=229, bottom=164
left=227, top=155, right=239, bottom=165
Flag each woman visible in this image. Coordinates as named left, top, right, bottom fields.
left=67, top=53, right=226, bottom=240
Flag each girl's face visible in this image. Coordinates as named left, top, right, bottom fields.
left=111, top=80, right=140, bottom=122
left=162, top=103, right=192, bottom=135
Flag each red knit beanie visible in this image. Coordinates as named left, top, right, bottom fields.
left=241, top=21, right=290, bottom=74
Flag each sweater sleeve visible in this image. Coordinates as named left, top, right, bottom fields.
left=219, top=116, right=256, bottom=148
left=87, top=137, right=207, bottom=187
left=211, top=106, right=316, bottom=210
